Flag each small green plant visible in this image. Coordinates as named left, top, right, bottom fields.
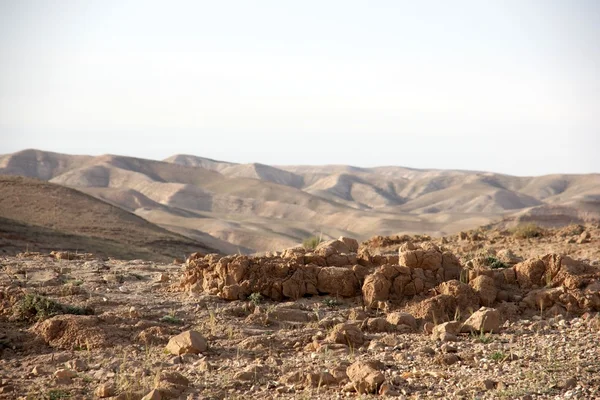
left=302, top=235, right=322, bottom=250
left=160, top=314, right=182, bottom=324
left=473, top=328, right=494, bottom=344
left=47, top=389, right=71, bottom=400
left=17, top=294, right=93, bottom=322
left=485, top=256, right=507, bottom=269
left=248, top=292, right=263, bottom=305
left=322, top=298, right=340, bottom=308
left=490, top=351, right=506, bottom=362
left=511, top=223, right=543, bottom=239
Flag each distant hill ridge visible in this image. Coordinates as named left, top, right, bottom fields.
left=1, top=148, right=599, bottom=254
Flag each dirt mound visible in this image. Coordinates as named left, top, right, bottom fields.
left=31, top=314, right=152, bottom=350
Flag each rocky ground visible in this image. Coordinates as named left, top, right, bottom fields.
left=0, top=224, right=599, bottom=400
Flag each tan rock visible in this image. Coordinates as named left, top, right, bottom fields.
left=577, top=231, right=591, bottom=244
left=437, top=353, right=460, bottom=365
left=326, top=323, right=364, bottom=348
left=470, top=275, right=497, bottom=306
left=437, top=280, right=479, bottom=311
left=346, top=360, right=385, bottom=394
left=95, top=383, right=116, bottom=398
left=54, top=368, right=77, bottom=382
left=153, top=370, right=189, bottom=398
left=362, top=317, right=396, bottom=333
left=165, top=330, right=207, bottom=355
left=514, top=259, right=546, bottom=288
left=316, top=267, right=359, bottom=297
left=362, top=272, right=391, bottom=308
left=386, top=311, right=417, bottom=331
left=305, top=371, right=337, bottom=387
left=431, top=321, right=461, bottom=341
left=461, top=307, right=500, bottom=333
left=64, top=359, right=88, bottom=372
left=338, top=236, right=359, bottom=253
left=141, top=389, right=162, bottom=400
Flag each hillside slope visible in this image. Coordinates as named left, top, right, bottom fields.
left=0, top=176, right=218, bottom=260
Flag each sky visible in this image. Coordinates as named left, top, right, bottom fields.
left=0, top=0, right=598, bottom=176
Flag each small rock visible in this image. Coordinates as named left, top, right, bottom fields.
left=346, top=360, right=385, bottom=394
left=141, top=389, right=162, bottom=400
left=54, top=368, right=77, bottom=382
left=326, top=323, right=365, bottom=348
left=196, top=359, right=212, bottom=372
left=436, top=353, right=459, bottom=366
left=431, top=321, right=461, bottom=341
left=305, top=371, right=337, bottom=387
left=379, top=382, right=399, bottom=396
left=478, top=379, right=497, bottom=390
left=65, top=359, right=88, bottom=372
left=562, top=377, right=577, bottom=389
left=165, top=330, right=208, bottom=355
left=95, top=383, right=116, bottom=398
left=154, top=370, right=189, bottom=398
left=440, top=343, right=457, bottom=353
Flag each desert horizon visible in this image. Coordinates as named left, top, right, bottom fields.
left=2, top=148, right=599, bottom=257
left=1, top=1, right=599, bottom=399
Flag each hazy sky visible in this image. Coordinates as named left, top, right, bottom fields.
left=1, top=1, right=598, bottom=176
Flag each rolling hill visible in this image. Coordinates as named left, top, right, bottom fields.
left=1, top=149, right=599, bottom=254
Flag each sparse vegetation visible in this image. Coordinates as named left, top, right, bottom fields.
left=47, top=390, right=70, bottom=400
left=160, top=314, right=182, bottom=324
left=490, top=351, right=506, bottom=362
left=322, top=298, right=340, bottom=308
left=473, top=329, right=494, bottom=344
left=248, top=292, right=264, bottom=305
left=485, top=256, right=507, bottom=269
left=17, top=293, right=94, bottom=322
left=302, top=235, right=322, bottom=250
left=511, top=223, right=543, bottom=239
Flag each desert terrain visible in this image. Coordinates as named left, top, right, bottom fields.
left=0, top=223, right=599, bottom=399
left=1, top=149, right=599, bottom=254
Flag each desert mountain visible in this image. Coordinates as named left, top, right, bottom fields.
left=0, top=175, right=218, bottom=260
left=1, top=149, right=599, bottom=254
